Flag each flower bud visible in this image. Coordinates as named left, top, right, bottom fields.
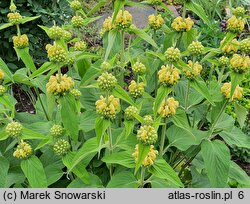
left=188, top=41, right=204, bottom=55
left=46, top=44, right=67, bottom=63
left=158, top=65, right=180, bottom=86
left=7, top=12, right=22, bottom=25
left=158, top=97, right=179, bottom=117
left=74, top=41, right=87, bottom=51
left=143, top=115, right=154, bottom=125
left=71, top=16, right=84, bottom=28
left=53, top=139, right=71, bottom=156
left=124, top=106, right=139, bottom=120
left=13, top=140, right=32, bottom=159
left=230, top=54, right=250, bottom=73
left=239, top=38, right=250, bottom=54
left=219, top=56, right=229, bottom=66
left=165, top=47, right=181, bottom=63
left=128, top=80, right=145, bottom=98
left=101, top=61, right=111, bottom=71
left=148, top=14, right=164, bottom=30
left=12, top=34, right=29, bottom=49
left=220, top=38, right=239, bottom=54
left=147, top=0, right=162, bottom=5
left=97, top=72, right=117, bottom=92
left=232, top=6, right=245, bottom=17
left=132, top=144, right=158, bottom=167
left=48, top=26, right=64, bottom=40
left=103, top=17, right=114, bottom=32
left=62, top=30, right=72, bottom=42
left=71, top=88, right=82, bottom=99
left=6, top=121, right=22, bottom=137
left=70, top=0, right=82, bottom=11
left=183, top=60, right=202, bottom=79
left=137, top=125, right=158, bottom=145
left=50, top=124, right=64, bottom=137
left=114, top=10, right=132, bottom=29
left=46, top=74, right=74, bottom=95
left=221, top=82, right=243, bottom=101
left=65, top=56, right=75, bottom=66
left=0, top=69, right=4, bottom=80
left=171, top=16, right=194, bottom=32
left=9, top=4, right=17, bottom=12
left=227, top=15, right=245, bottom=33
left=132, top=62, right=146, bottom=75
left=0, top=85, right=6, bottom=95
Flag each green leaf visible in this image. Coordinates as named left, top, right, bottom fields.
left=60, top=95, right=79, bottom=142
left=95, top=117, right=110, bottom=145
left=220, top=127, right=250, bottom=148
left=190, top=78, right=215, bottom=106
left=0, top=156, right=9, bottom=187
left=102, top=150, right=135, bottom=168
left=229, top=161, right=250, bottom=185
left=104, top=29, right=118, bottom=60
left=67, top=174, right=103, bottom=188
left=20, top=16, right=40, bottom=24
left=129, top=27, right=158, bottom=48
left=0, top=57, right=14, bottom=82
left=134, top=143, right=150, bottom=174
left=230, top=72, right=244, bottom=98
left=29, top=62, right=56, bottom=79
left=150, top=176, right=179, bottom=188
left=0, top=23, right=13, bottom=30
left=123, top=120, right=135, bottom=138
left=112, top=0, right=125, bottom=24
left=219, top=32, right=236, bottom=49
left=44, top=163, right=64, bottom=186
left=107, top=171, right=139, bottom=188
left=21, top=155, right=47, bottom=187
left=113, top=85, right=136, bottom=106
left=186, top=2, right=212, bottom=28
left=21, top=128, right=46, bottom=140
left=201, top=139, right=230, bottom=187
left=14, top=47, right=36, bottom=72
left=153, top=86, right=172, bottom=115
left=234, top=102, right=248, bottom=129
left=87, top=0, right=106, bottom=16
left=148, top=159, right=183, bottom=187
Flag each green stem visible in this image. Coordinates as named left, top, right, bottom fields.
left=34, top=88, right=50, bottom=121
left=108, top=125, right=113, bottom=177
left=140, top=166, right=146, bottom=188
left=182, top=3, right=186, bottom=18
left=184, top=80, right=190, bottom=110
left=16, top=25, right=21, bottom=36
left=160, top=119, right=167, bottom=156
left=218, top=66, right=225, bottom=84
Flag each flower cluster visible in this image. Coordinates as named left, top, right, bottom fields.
left=71, top=16, right=84, bottom=28
left=132, top=144, right=158, bottom=167
left=158, top=97, right=179, bottom=117
left=137, top=125, right=158, bottom=145
left=7, top=12, right=22, bottom=25
left=0, top=85, right=6, bottom=95
left=48, top=26, right=64, bottom=40
left=183, top=60, right=203, bottom=79
left=148, top=14, right=164, bottom=30
left=74, top=41, right=87, bottom=51
left=128, top=80, right=145, bottom=98
left=71, top=89, right=82, bottom=99
left=46, top=44, right=67, bottom=63
left=171, top=16, right=194, bottom=32
left=0, top=69, right=4, bottom=80
left=165, top=47, right=181, bottom=62
left=6, top=121, right=23, bottom=137
left=232, top=6, right=245, bottom=17
left=95, top=95, right=120, bottom=119
left=230, top=54, right=250, bottom=73
left=239, top=38, right=250, bottom=54
left=97, top=72, right=117, bottom=92
left=102, top=17, right=114, bottom=32
left=124, top=106, right=139, bottom=120
left=46, top=74, right=74, bottom=95
left=132, top=62, right=146, bottom=75
left=101, top=61, right=111, bottom=71
left=143, top=115, right=154, bottom=125
left=227, top=15, right=245, bottom=33
left=70, top=0, right=82, bottom=11
left=158, top=65, right=181, bottom=86
left=50, top=125, right=64, bottom=137
left=219, top=56, right=229, bottom=66
left=221, top=82, right=243, bottom=101
left=12, top=34, right=29, bottom=49
left=115, top=10, right=132, bottom=29
left=220, top=38, right=239, bottom=54
left=188, top=41, right=204, bottom=55
left=62, top=30, right=72, bottom=42
left=13, top=140, right=32, bottom=159
left=53, top=139, right=71, bottom=156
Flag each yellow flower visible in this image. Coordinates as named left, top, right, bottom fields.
left=46, top=44, right=67, bottom=63
left=230, top=54, right=250, bottom=73
left=13, top=140, right=32, bottom=159
left=227, top=15, right=245, bottom=33
left=0, top=69, right=4, bottom=80
left=7, top=12, right=22, bottom=25
left=50, top=124, right=64, bottom=137
left=171, top=16, right=194, bottom=32
left=148, top=14, right=164, bottom=30
left=132, top=62, right=146, bottom=75
left=12, top=34, right=29, bottom=49
left=95, top=95, right=120, bottom=119
left=71, top=16, right=84, bottom=27
left=183, top=60, right=202, bottom=79
left=158, top=97, right=179, bottom=117
left=132, top=144, right=158, bottom=167
left=137, top=125, right=158, bottom=145
left=221, top=82, right=243, bottom=101
left=219, top=56, right=229, bottom=66
left=70, top=0, right=82, bottom=11
left=220, top=38, right=239, bottom=54
left=46, top=74, right=74, bottom=95
left=103, top=17, right=114, bottom=32
left=165, top=47, right=181, bottom=62
left=97, top=72, right=117, bottom=92
left=188, top=41, right=204, bottom=55
left=74, top=41, right=87, bottom=51
left=6, top=121, right=23, bottom=137
left=48, top=26, right=64, bottom=40
left=115, top=10, right=132, bottom=29
left=125, top=106, right=139, bottom=120
left=0, top=85, right=6, bottom=95
left=158, top=65, right=181, bottom=86
left=53, top=139, right=70, bottom=156
left=239, top=38, right=250, bottom=54
left=128, top=80, right=145, bottom=98
left=232, top=6, right=245, bottom=17
left=71, top=89, right=82, bottom=99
